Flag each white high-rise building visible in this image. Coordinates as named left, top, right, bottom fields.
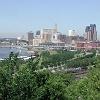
left=40, top=25, right=58, bottom=43
left=68, top=30, right=76, bottom=37
left=33, top=25, right=58, bottom=46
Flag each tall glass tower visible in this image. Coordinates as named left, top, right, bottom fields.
left=85, top=24, right=97, bottom=41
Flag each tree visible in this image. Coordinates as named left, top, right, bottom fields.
left=34, top=72, right=74, bottom=100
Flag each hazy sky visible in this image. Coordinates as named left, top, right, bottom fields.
left=0, top=0, right=100, bottom=38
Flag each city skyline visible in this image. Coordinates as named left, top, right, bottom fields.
left=0, top=0, right=100, bottom=38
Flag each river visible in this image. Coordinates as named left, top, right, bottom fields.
left=0, top=47, right=31, bottom=59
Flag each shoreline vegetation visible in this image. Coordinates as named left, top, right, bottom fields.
left=0, top=50, right=100, bottom=99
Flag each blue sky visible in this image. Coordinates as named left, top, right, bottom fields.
left=0, top=0, right=100, bottom=38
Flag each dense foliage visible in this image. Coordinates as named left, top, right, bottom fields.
left=0, top=50, right=100, bottom=100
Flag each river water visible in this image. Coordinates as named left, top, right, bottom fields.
left=0, top=47, right=30, bottom=59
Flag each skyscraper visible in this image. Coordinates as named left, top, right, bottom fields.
left=85, top=24, right=97, bottom=41
left=28, top=31, right=34, bottom=45
left=41, top=25, right=58, bottom=43
left=68, top=30, right=76, bottom=37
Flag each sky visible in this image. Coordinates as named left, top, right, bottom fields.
left=0, top=0, right=100, bottom=38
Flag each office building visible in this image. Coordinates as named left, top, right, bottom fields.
left=68, top=30, right=76, bottom=37
left=85, top=24, right=97, bottom=41
left=28, top=31, right=34, bottom=45
left=41, top=25, right=58, bottom=43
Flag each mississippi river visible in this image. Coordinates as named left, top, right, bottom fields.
left=0, top=47, right=30, bottom=59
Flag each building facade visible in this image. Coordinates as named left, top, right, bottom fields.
left=76, top=41, right=100, bottom=50
left=28, top=31, right=34, bottom=45
left=85, top=24, right=97, bottom=41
